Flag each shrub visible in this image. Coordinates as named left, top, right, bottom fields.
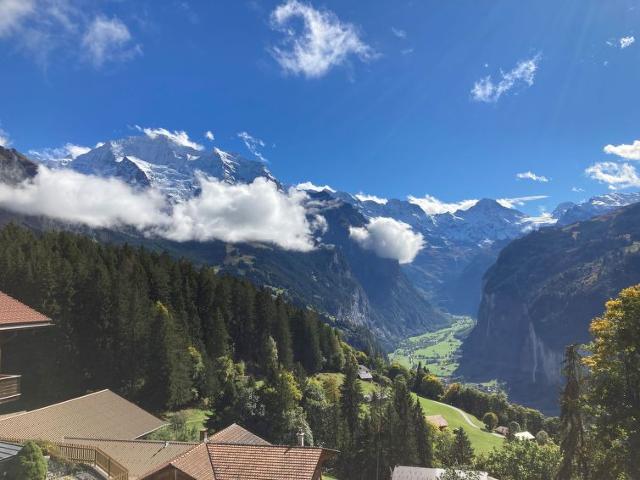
left=535, top=430, right=549, bottom=445
left=10, top=441, right=47, bottom=480
left=482, top=412, right=498, bottom=431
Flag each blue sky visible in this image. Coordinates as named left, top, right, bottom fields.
left=1, top=0, right=640, bottom=215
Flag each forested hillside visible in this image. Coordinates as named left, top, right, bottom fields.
left=0, top=224, right=346, bottom=409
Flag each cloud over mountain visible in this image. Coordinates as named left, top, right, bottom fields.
left=586, top=162, right=640, bottom=190
left=408, top=194, right=478, bottom=215
left=349, top=217, right=424, bottom=264
left=0, top=168, right=320, bottom=251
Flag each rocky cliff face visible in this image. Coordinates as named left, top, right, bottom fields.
left=0, top=146, right=38, bottom=184
left=458, top=202, right=640, bottom=413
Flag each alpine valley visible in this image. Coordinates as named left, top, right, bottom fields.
left=2, top=131, right=640, bottom=413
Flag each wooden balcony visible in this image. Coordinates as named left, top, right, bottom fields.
left=0, top=375, right=20, bottom=404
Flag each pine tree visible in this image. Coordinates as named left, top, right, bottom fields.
left=413, top=401, right=434, bottom=467
left=451, top=427, right=474, bottom=466
left=391, top=377, right=419, bottom=466
left=556, top=344, right=588, bottom=480
left=206, top=308, right=230, bottom=359
left=273, top=298, right=294, bottom=369
left=340, top=354, right=363, bottom=436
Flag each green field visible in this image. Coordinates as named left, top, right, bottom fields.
left=416, top=395, right=504, bottom=454
left=389, top=316, right=475, bottom=376
left=314, top=373, right=503, bottom=455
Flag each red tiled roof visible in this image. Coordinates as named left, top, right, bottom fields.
left=208, top=423, right=271, bottom=446
left=171, top=443, right=216, bottom=480
left=0, top=291, right=51, bottom=330
left=207, top=443, right=332, bottom=480
left=139, top=424, right=337, bottom=480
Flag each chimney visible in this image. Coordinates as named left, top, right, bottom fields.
left=199, top=428, right=208, bottom=443
left=296, top=430, right=305, bottom=447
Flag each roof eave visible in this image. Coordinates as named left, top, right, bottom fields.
left=0, top=321, right=53, bottom=332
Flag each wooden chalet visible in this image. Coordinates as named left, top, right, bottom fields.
left=426, top=414, right=448, bottom=430
left=0, top=291, right=52, bottom=404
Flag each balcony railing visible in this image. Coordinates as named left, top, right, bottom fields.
left=0, top=374, right=20, bottom=404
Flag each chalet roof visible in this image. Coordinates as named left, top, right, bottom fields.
left=0, top=291, right=51, bottom=331
left=65, top=437, right=197, bottom=479
left=357, top=365, right=373, bottom=380
left=208, top=423, right=271, bottom=446
left=426, top=415, right=449, bottom=429
left=206, top=443, right=333, bottom=480
left=515, top=431, right=535, bottom=441
left=140, top=437, right=337, bottom=480
left=494, top=426, right=509, bottom=435
left=0, top=441, right=21, bottom=463
left=171, top=443, right=216, bottom=480
left=392, top=466, right=498, bottom=480
left=0, top=389, right=165, bottom=442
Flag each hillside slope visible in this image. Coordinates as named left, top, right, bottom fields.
left=458, top=202, right=640, bottom=412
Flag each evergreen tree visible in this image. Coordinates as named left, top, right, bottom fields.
left=390, top=377, right=419, bottom=466
left=450, top=427, right=474, bottom=466
left=413, top=401, right=434, bottom=467
left=274, top=298, right=294, bottom=369
left=206, top=308, right=230, bottom=359
left=556, top=344, right=588, bottom=480
left=340, top=354, right=363, bottom=436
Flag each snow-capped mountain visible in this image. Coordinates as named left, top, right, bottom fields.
left=554, top=192, right=640, bottom=225
left=43, top=132, right=275, bottom=201
left=21, top=130, right=640, bottom=322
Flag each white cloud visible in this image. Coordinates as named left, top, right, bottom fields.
left=138, top=126, right=204, bottom=151
left=0, top=128, right=11, bottom=147
left=82, top=15, right=140, bottom=68
left=349, top=217, right=424, bottom=264
left=355, top=193, right=388, bottom=204
left=521, top=211, right=557, bottom=232
left=571, top=186, right=585, bottom=193
left=237, top=131, right=267, bottom=162
left=0, top=2, right=141, bottom=68
left=620, top=36, right=635, bottom=49
left=516, top=171, right=549, bottom=182
left=391, top=27, right=406, bottom=39
left=0, top=168, right=320, bottom=251
left=0, top=167, right=167, bottom=229
left=296, top=181, right=335, bottom=193
left=497, top=195, right=548, bottom=209
left=204, top=131, right=215, bottom=141
left=0, top=0, right=35, bottom=37
left=408, top=194, right=478, bottom=215
left=28, top=143, right=91, bottom=164
left=604, top=140, right=640, bottom=160
left=585, top=162, right=640, bottom=190
left=165, top=177, right=317, bottom=251
left=471, top=54, right=541, bottom=103
left=269, top=0, right=375, bottom=78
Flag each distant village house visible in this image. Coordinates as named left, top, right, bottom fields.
left=357, top=364, right=373, bottom=381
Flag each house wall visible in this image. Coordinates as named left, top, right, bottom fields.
left=144, top=466, right=196, bottom=480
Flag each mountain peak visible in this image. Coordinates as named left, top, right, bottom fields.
left=36, top=133, right=274, bottom=201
